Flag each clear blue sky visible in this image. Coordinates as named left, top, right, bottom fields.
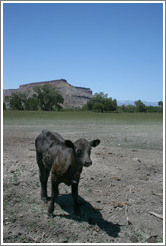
left=3, top=2, right=163, bottom=102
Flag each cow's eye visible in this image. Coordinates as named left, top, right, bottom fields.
left=77, top=149, right=82, bottom=156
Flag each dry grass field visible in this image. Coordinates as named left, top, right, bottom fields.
left=3, top=111, right=163, bottom=243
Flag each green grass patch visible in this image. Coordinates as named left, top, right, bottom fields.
left=3, top=110, right=163, bottom=150
left=3, top=110, right=163, bottom=125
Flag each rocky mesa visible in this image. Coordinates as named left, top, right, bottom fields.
left=3, top=79, right=93, bottom=108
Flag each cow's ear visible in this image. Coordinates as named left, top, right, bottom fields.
left=65, top=140, right=75, bottom=150
left=49, top=141, right=54, bottom=149
left=90, top=139, right=100, bottom=148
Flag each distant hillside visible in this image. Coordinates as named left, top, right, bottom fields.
left=3, top=79, right=93, bottom=108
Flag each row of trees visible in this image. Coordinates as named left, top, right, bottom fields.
left=120, top=100, right=163, bottom=113
left=4, top=84, right=64, bottom=111
left=82, top=93, right=163, bottom=113
left=4, top=85, right=163, bottom=113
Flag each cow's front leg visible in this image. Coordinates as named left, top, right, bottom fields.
left=36, top=152, right=50, bottom=203
left=48, top=173, right=59, bottom=217
left=40, top=168, right=51, bottom=203
left=72, top=182, right=80, bottom=215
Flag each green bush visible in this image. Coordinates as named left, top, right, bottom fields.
left=3, top=102, right=6, bottom=110
left=34, top=84, right=64, bottom=111
left=9, top=92, right=28, bottom=110
left=83, top=92, right=117, bottom=112
left=25, top=95, right=40, bottom=111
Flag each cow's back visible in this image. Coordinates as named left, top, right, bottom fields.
left=35, top=130, right=65, bottom=153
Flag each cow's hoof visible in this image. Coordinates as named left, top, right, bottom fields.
left=47, top=212, right=55, bottom=218
left=73, top=211, right=81, bottom=220
left=41, top=196, right=51, bottom=203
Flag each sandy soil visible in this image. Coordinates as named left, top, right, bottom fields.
left=3, top=121, right=163, bottom=244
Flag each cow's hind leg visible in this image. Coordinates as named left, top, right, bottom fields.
left=36, top=152, right=50, bottom=202
left=72, top=182, right=80, bottom=215
left=48, top=173, right=59, bottom=217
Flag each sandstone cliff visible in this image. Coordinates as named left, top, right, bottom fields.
left=3, top=79, right=93, bottom=108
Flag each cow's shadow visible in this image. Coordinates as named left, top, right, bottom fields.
left=55, top=194, right=121, bottom=238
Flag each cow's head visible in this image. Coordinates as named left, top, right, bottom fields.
left=73, top=138, right=100, bottom=167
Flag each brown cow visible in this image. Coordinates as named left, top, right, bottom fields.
left=35, top=130, right=100, bottom=217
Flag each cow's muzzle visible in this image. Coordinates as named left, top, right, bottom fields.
left=84, top=161, right=92, bottom=167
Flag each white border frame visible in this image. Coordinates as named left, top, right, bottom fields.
left=1, top=1, right=165, bottom=245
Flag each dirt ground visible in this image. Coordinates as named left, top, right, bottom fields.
left=3, top=116, right=163, bottom=244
